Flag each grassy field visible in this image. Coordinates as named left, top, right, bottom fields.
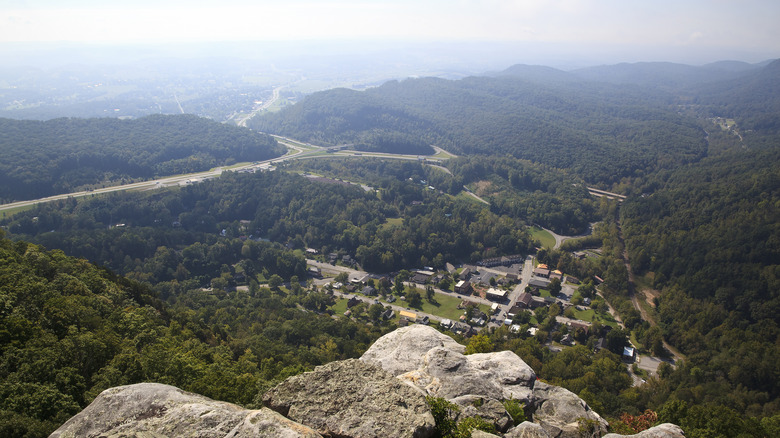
left=572, top=307, right=595, bottom=321
left=0, top=204, right=36, bottom=218
left=330, top=298, right=349, bottom=315
left=380, top=217, right=404, bottom=231
left=454, top=191, right=488, bottom=205
left=396, top=292, right=491, bottom=321
left=529, top=226, right=556, bottom=249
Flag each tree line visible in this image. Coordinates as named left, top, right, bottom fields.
left=0, top=114, right=285, bottom=203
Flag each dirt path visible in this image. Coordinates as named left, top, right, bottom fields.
left=615, top=214, right=684, bottom=363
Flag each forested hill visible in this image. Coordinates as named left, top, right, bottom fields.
left=0, top=114, right=285, bottom=203
left=569, top=61, right=767, bottom=90
left=695, top=59, right=780, bottom=138
left=249, top=71, right=708, bottom=186
left=0, top=229, right=386, bottom=437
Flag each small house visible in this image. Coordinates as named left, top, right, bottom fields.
left=533, top=267, right=551, bottom=278
left=400, top=310, right=418, bottom=320
left=529, top=278, right=551, bottom=289
left=622, top=346, right=636, bottom=362
left=507, top=305, right=524, bottom=317
left=486, top=288, right=507, bottom=301
left=455, top=280, right=473, bottom=295
left=517, top=292, right=533, bottom=309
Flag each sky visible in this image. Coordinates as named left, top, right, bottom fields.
left=1, top=0, right=779, bottom=64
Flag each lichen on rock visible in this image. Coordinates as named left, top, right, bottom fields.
left=263, top=358, right=435, bottom=438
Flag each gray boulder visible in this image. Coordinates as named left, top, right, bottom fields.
left=49, top=382, right=322, bottom=438
left=360, top=324, right=465, bottom=376
left=531, top=382, right=608, bottom=438
left=471, top=431, right=501, bottom=438
left=398, top=347, right=536, bottom=403
left=263, top=358, right=435, bottom=438
left=603, top=423, right=686, bottom=438
left=505, top=421, right=552, bottom=438
left=451, top=395, right=513, bottom=432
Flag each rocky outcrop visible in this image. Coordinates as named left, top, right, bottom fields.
left=263, top=358, right=435, bottom=438
left=472, top=431, right=502, bottom=438
left=505, top=421, right=552, bottom=438
left=363, top=325, right=536, bottom=405
left=531, top=382, right=608, bottom=438
left=52, top=326, right=684, bottom=438
left=603, top=423, right=685, bottom=438
left=361, top=325, right=611, bottom=438
left=360, top=324, right=466, bottom=376
left=49, top=382, right=322, bottom=438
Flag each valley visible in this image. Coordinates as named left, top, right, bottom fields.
left=0, top=57, right=777, bottom=438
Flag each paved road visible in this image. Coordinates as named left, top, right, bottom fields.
left=0, top=138, right=308, bottom=214
left=462, top=186, right=490, bottom=205
left=235, top=85, right=285, bottom=127
left=307, top=260, right=365, bottom=281
left=496, top=256, right=535, bottom=323
left=535, top=223, right=597, bottom=250
left=0, top=134, right=458, bottom=214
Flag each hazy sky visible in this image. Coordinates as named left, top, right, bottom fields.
left=2, top=0, right=779, bottom=63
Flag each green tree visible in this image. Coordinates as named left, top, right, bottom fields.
left=268, top=274, right=284, bottom=290
left=407, top=289, right=423, bottom=308
left=368, top=303, right=384, bottom=322
left=289, top=275, right=302, bottom=295
left=426, top=285, right=436, bottom=303
left=335, top=271, right=349, bottom=284
left=465, top=334, right=494, bottom=355
left=549, top=277, right=562, bottom=295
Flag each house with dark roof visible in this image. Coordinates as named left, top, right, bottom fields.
left=507, top=305, right=524, bottom=318
left=411, top=271, right=433, bottom=284
left=517, top=292, right=534, bottom=308
left=529, top=278, right=551, bottom=289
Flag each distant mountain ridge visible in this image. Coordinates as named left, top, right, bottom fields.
left=569, top=60, right=768, bottom=89
left=250, top=65, right=708, bottom=185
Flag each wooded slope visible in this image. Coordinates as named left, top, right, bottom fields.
left=0, top=114, right=284, bottom=203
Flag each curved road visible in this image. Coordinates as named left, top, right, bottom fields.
left=1, top=135, right=460, bottom=215
left=0, top=140, right=307, bottom=214
left=535, top=223, right=597, bottom=250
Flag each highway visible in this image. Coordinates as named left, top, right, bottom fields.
left=0, top=134, right=456, bottom=214
left=0, top=136, right=309, bottom=214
